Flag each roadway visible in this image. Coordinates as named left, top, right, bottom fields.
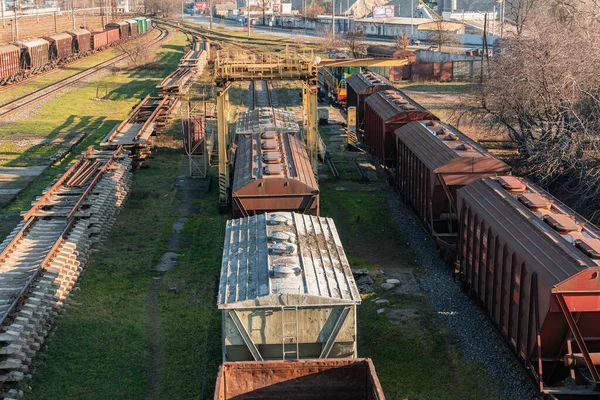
left=181, top=15, right=482, bottom=52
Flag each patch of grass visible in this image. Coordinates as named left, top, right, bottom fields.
left=0, top=32, right=189, bottom=214
left=321, top=179, right=501, bottom=399
left=395, top=81, right=477, bottom=94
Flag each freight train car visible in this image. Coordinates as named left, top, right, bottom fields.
left=106, top=28, right=120, bottom=46
left=219, top=212, right=360, bottom=361
left=16, top=38, right=50, bottom=72
left=346, top=71, right=395, bottom=130
left=0, top=44, right=20, bottom=84
left=456, top=176, right=600, bottom=399
left=43, top=32, right=74, bottom=63
left=91, top=30, right=109, bottom=50
left=66, top=29, right=91, bottom=55
left=215, top=359, right=385, bottom=400
left=363, top=89, right=437, bottom=167
left=235, top=108, right=299, bottom=139
left=395, top=120, right=510, bottom=253
left=106, top=21, right=130, bottom=40
left=232, top=130, right=319, bottom=217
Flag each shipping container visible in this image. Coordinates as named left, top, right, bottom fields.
left=232, top=130, right=319, bottom=217
left=66, top=29, right=91, bottom=55
left=363, top=89, right=437, bottom=167
left=91, top=30, right=108, bottom=50
left=106, top=28, right=120, bottom=45
left=219, top=212, right=359, bottom=361
left=127, top=20, right=139, bottom=37
left=395, top=121, right=510, bottom=252
left=106, top=21, right=129, bottom=40
left=15, top=39, right=50, bottom=71
left=0, top=44, right=20, bottom=84
left=346, top=71, right=395, bottom=130
left=457, top=176, right=600, bottom=399
left=215, top=359, right=386, bottom=400
left=42, top=32, right=74, bottom=62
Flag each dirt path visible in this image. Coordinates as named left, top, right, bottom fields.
left=146, top=167, right=210, bottom=399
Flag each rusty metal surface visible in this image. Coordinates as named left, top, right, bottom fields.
left=219, top=212, right=360, bottom=309
left=0, top=45, right=20, bottom=82
left=15, top=39, right=50, bottom=70
left=91, top=30, right=108, bottom=50
left=106, top=21, right=130, bottom=40
left=66, top=29, right=91, bottom=54
left=42, top=32, right=73, bottom=61
left=106, top=28, right=120, bottom=45
left=363, top=89, right=438, bottom=166
left=232, top=131, right=318, bottom=217
left=215, top=359, right=385, bottom=400
left=127, top=20, right=139, bottom=36
left=183, top=115, right=205, bottom=155
left=456, top=176, right=600, bottom=395
left=346, top=72, right=395, bottom=127
left=395, top=121, right=509, bottom=248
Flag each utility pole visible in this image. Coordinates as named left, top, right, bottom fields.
left=331, top=0, right=334, bottom=42
left=247, top=0, right=250, bottom=37
left=209, top=0, right=213, bottom=29
left=346, top=0, right=349, bottom=32
left=72, top=0, right=76, bottom=30
left=2, top=0, right=6, bottom=29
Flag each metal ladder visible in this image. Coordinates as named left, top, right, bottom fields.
left=281, top=306, right=299, bottom=360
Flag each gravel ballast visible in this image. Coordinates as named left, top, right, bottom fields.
left=383, top=178, right=536, bottom=400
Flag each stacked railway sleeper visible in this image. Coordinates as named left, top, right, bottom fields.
left=157, top=36, right=208, bottom=96
left=0, top=17, right=153, bottom=86
left=338, top=70, right=600, bottom=399
left=0, top=148, right=132, bottom=397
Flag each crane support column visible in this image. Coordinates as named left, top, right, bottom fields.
left=305, top=78, right=319, bottom=175
left=217, top=83, right=231, bottom=212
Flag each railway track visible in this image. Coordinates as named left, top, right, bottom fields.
left=0, top=25, right=170, bottom=121
left=0, top=147, right=132, bottom=389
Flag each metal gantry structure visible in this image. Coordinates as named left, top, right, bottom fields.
left=214, top=48, right=319, bottom=211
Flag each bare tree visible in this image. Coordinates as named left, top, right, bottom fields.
left=305, top=1, right=325, bottom=19
left=342, top=28, right=366, bottom=57
left=469, top=7, right=600, bottom=221
left=504, top=0, right=540, bottom=35
left=424, top=20, right=458, bottom=51
left=395, top=33, right=409, bottom=50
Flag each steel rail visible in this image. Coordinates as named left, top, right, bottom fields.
left=0, top=26, right=169, bottom=120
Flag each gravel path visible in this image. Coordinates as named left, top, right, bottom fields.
left=382, top=175, right=536, bottom=400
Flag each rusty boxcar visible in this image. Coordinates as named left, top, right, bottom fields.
left=127, top=20, right=139, bottom=37
left=0, top=44, right=20, bottom=84
left=395, top=121, right=510, bottom=252
left=219, top=212, right=360, bottom=361
left=232, top=131, right=319, bottom=217
left=346, top=71, right=395, bottom=130
left=106, top=28, right=120, bottom=46
left=15, top=39, right=50, bottom=72
left=66, top=29, right=91, bottom=55
left=457, top=176, right=600, bottom=398
left=215, top=359, right=385, bottom=400
left=363, top=89, right=438, bottom=167
left=106, top=21, right=129, bottom=40
left=43, top=32, right=74, bottom=63
left=91, top=30, right=108, bottom=50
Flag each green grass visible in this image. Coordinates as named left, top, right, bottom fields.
left=0, top=32, right=189, bottom=214
left=0, top=29, right=165, bottom=104
left=320, top=180, right=501, bottom=400
left=395, top=81, right=477, bottom=94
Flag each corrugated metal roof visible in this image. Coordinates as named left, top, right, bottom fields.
left=364, top=89, right=432, bottom=122
left=0, top=44, right=19, bottom=54
left=15, top=38, right=49, bottom=48
left=66, top=28, right=91, bottom=36
left=218, top=212, right=361, bottom=309
left=346, top=71, right=394, bottom=95
left=458, top=177, right=600, bottom=288
left=396, top=121, right=509, bottom=173
left=235, top=108, right=299, bottom=136
left=43, top=32, right=73, bottom=42
left=232, top=131, right=317, bottom=192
